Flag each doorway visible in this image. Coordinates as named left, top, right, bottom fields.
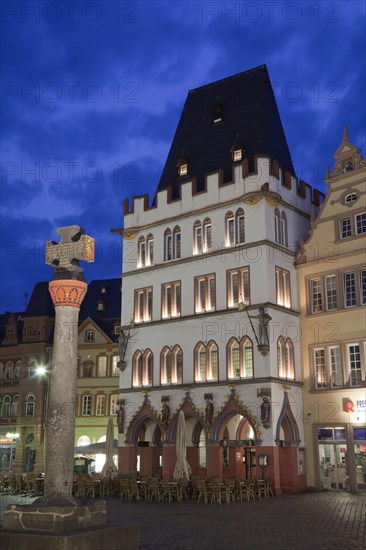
left=318, top=443, right=348, bottom=490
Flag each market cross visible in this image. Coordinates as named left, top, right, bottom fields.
left=45, top=224, right=95, bottom=275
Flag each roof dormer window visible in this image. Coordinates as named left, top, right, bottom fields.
left=177, top=152, right=190, bottom=177
left=344, top=192, right=358, bottom=204
left=179, top=163, right=188, bottom=176
left=231, top=135, right=243, bottom=162
left=97, top=301, right=105, bottom=311
left=100, top=286, right=107, bottom=294
left=233, top=149, right=242, bottom=161
left=212, top=102, right=224, bottom=124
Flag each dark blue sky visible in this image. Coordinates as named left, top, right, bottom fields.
left=1, top=0, right=365, bottom=313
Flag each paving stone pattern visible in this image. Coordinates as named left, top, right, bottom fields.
left=1, top=491, right=365, bottom=550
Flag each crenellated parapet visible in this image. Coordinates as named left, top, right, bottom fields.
left=123, top=156, right=323, bottom=230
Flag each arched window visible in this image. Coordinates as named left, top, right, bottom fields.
left=207, top=341, right=218, bottom=381
left=285, top=338, right=295, bottom=379
left=77, top=435, right=91, bottom=447
left=227, top=338, right=240, bottom=379
left=1, top=395, right=11, bottom=417
left=225, top=211, right=234, bottom=247
left=14, top=360, right=21, bottom=380
left=277, top=337, right=286, bottom=378
left=146, top=234, right=154, bottom=266
left=4, top=361, right=14, bottom=380
left=281, top=212, right=288, bottom=247
left=274, top=208, right=281, bottom=244
left=173, top=226, right=181, bottom=259
left=195, top=342, right=206, bottom=382
left=143, top=350, right=153, bottom=386
left=172, top=345, right=183, bottom=384
left=160, top=347, right=172, bottom=385
left=137, top=236, right=145, bottom=268
left=195, top=341, right=218, bottom=382
left=235, top=208, right=245, bottom=244
left=11, top=395, right=18, bottom=417
left=227, top=337, right=253, bottom=379
left=27, top=358, right=39, bottom=378
left=164, top=229, right=172, bottom=261
left=132, top=351, right=143, bottom=387
left=193, top=221, right=202, bottom=255
left=241, top=336, right=253, bottom=378
left=25, top=393, right=36, bottom=417
left=202, top=218, right=212, bottom=253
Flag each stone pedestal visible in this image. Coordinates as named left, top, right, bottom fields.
left=1, top=500, right=139, bottom=550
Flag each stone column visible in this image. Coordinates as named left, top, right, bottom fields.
left=44, top=280, right=87, bottom=502
left=43, top=225, right=94, bottom=503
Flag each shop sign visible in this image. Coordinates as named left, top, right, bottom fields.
left=0, top=438, right=13, bottom=444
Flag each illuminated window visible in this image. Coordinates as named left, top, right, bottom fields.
left=132, top=349, right=153, bottom=387
left=162, top=281, right=181, bottom=319
left=225, top=209, right=244, bottom=246
left=82, top=395, right=92, bottom=416
left=194, top=274, right=216, bottom=313
left=164, top=229, right=172, bottom=261
left=110, top=394, right=119, bottom=416
left=233, top=149, right=242, bottom=161
left=202, top=218, right=212, bottom=252
left=227, top=268, right=250, bottom=308
left=227, top=337, right=253, bottom=379
left=138, top=234, right=154, bottom=267
left=194, top=341, right=218, bottom=382
left=160, top=346, right=182, bottom=385
left=193, top=221, right=202, bottom=255
left=97, top=356, right=107, bottom=377
left=111, top=355, right=120, bottom=376
left=277, top=338, right=294, bottom=380
left=276, top=268, right=291, bottom=308
left=134, top=287, right=152, bottom=323
left=96, top=395, right=106, bottom=416
left=173, top=226, right=181, bottom=259
left=348, top=344, right=361, bottom=387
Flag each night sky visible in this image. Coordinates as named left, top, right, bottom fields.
left=1, top=0, right=365, bottom=313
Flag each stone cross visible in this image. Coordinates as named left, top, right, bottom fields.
left=43, top=225, right=94, bottom=504
left=46, top=225, right=94, bottom=277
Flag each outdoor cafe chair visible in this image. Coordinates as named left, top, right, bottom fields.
left=178, top=478, right=189, bottom=501
left=224, top=479, right=235, bottom=503
left=74, top=477, right=86, bottom=498
left=85, top=479, right=97, bottom=499
left=208, top=480, right=221, bottom=504
left=195, top=479, right=209, bottom=504
left=119, top=478, right=131, bottom=500
left=130, top=479, right=142, bottom=501
left=264, top=478, right=274, bottom=498
left=160, top=480, right=172, bottom=502
left=148, top=478, right=160, bottom=502
left=257, top=479, right=267, bottom=499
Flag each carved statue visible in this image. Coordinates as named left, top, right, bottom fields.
left=204, top=393, right=213, bottom=424
left=251, top=307, right=272, bottom=347
left=260, top=397, right=271, bottom=426
left=117, top=402, right=125, bottom=434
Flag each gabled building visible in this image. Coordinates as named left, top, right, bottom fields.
left=0, top=282, right=54, bottom=473
left=75, top=279, right=121, bottom=471
left=0, top=278, right=121, bottom=474
left=297, top=127, right=366, bottom=493
left=119, top=65, right=323, bottom=491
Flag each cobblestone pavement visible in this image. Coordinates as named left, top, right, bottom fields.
left=1, top=491, right=365, bottom=549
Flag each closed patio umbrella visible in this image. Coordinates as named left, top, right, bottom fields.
left=173, top=410, right=191, bottom=480
left=101, top=416, right=118, bottom=477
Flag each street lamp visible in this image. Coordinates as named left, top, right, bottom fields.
left=35, top=364, right=50, bottom=473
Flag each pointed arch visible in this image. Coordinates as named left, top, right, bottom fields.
left=210, top=392, right=260, bottom=443
left=274, top=207, right=281, bottom=244
left=172, top=225, right=181, bottom=259
left=165, top=395, right=206, bottom=444
left=194, top=341, right=206, bottom=382
left=202, top=217, right=212, bottom=252
left=235, top=208, right=245, bottom=244
left=164, top=228, right=172, bottom=261
left=280, top=211, right=288, bottom=247
left=193, top=220, right=202, bottom=255
left=276, top=392, right=301, bottom=445
left=160, top=346, right=172, bottom=385
left=137, top=235, right=145, bottom=268
left=227, top=337, right=240, bottom=379
left=225, top=211, right=234, bottom=247
left=143, top=349, right=153, bottom=386
left=146, top=233, right=154, bottom=266
left=172, top=345, right=183, bottom=384
left=125, top=399, right=161, bottom=444
left=277, top=336, right=286, bottom=378
left=132, top=350, right=143, bottom=387
left=285, top=338, right=295, bottom=379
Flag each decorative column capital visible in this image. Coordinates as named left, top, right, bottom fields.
left=49, top=279, right=87, bottom=308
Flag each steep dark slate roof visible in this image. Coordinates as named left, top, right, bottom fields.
left=0, top=312, right=24, bottom=344
left=22, top=282, right=55, bottom=318
left=157, top=65, right=294, bottom=198
left=80, top=278, right=121, bottom=342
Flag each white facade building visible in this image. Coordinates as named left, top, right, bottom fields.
left=118, top=66, right=323, bottom=491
